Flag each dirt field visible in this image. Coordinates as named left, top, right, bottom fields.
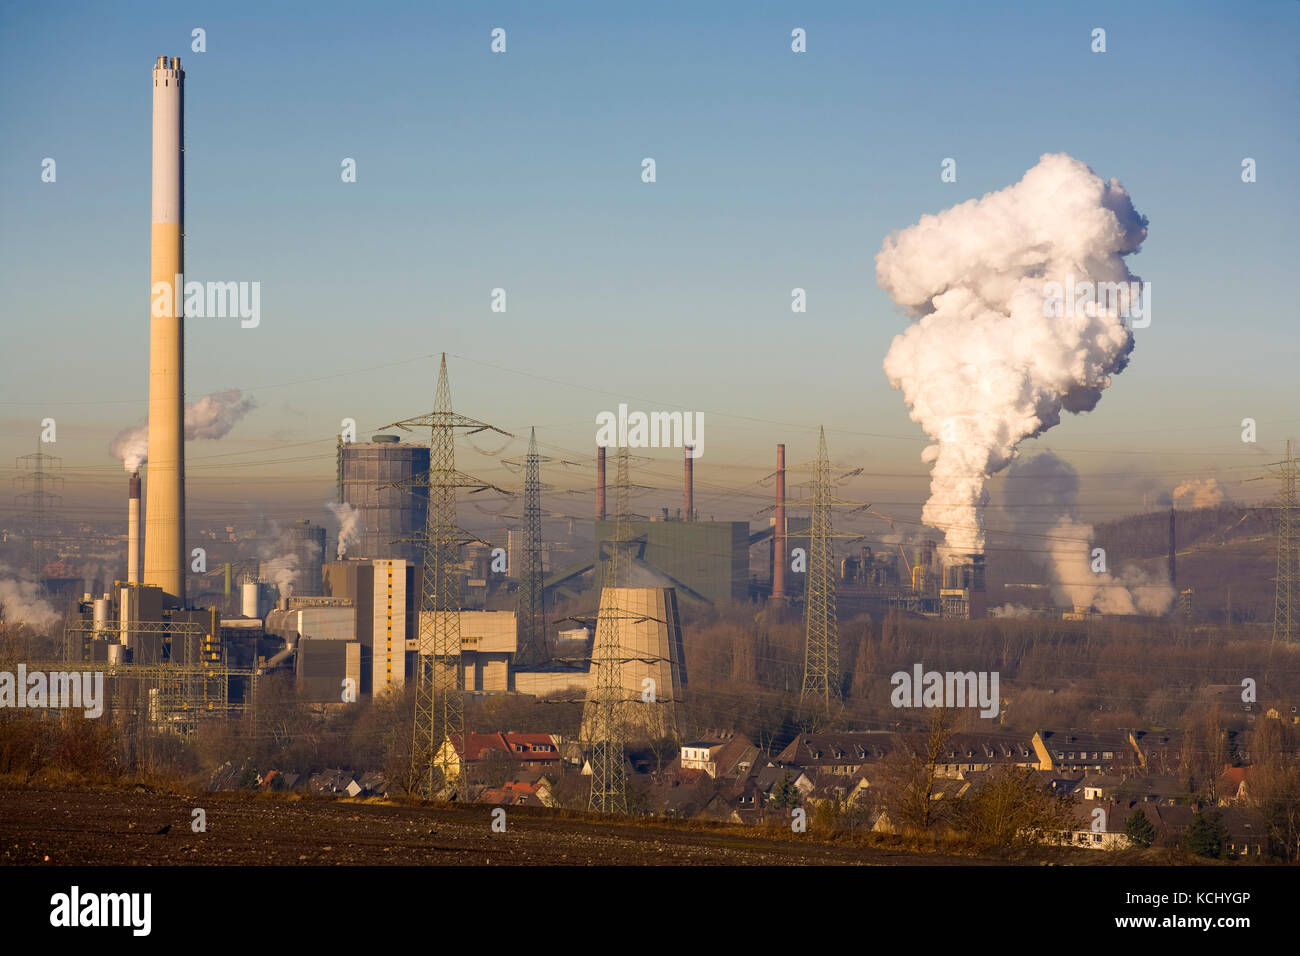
left=0, top=784, right=1013, bottom=866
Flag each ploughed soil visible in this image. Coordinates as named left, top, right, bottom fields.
left=0, top=784, right=1035, bottom=866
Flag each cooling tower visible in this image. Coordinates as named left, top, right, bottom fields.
left=143, top=55, right=186, bottom=606
left=580, top=586, right=685, bottom=744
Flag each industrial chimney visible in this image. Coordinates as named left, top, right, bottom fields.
left=127, top=472, right=141, bottom=584
left=772, top=443, right=786, bottom=604
left=683, top=445, right=694, bottom=522
left=143, top=55, right=186, bottom=606
left=596, top=445, right=606, bottom=522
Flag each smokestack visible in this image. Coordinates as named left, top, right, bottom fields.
left=772, top=443, right=786, bottom=603
left=127, top=472, right=141, bottom=584
left=596, top=445, right=606, bottom=522
left=683, top=445, right=694, bottom=521
left=144, top=55, right=186, bottom=607
left=1169, top=507, right=1176, bottom=585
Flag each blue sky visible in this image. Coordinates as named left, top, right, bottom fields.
left=1, top=0, right=1296, bottom=532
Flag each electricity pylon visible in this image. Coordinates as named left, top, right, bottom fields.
left=384, top=354, right=511, bottom=799
left=15, top=441, right=63, bottom=578
left=1270, top=441, right=1297, bottom=643
left=588, top=446, right=630, bottom=814
left=516, top=428, right=547, bottom=667
left=802, top=427, right=839, bottom=705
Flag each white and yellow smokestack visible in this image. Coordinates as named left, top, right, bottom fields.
left=144, top=55, right=186, bottom=606
left=128, top=472, right=141, bottom=584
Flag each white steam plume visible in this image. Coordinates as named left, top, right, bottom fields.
left=327, top=502, right=361, bottom=559
left=878, top=153, right=1148, bottom=555
left=110, top=388, right=256, bottom=472
left=260, top=554, right=300, bottom=600
left=0, top=575, right=60, bottom=630
left=1003, top=452, right=1174, bottom=615
left=1173, top=478, right=1226, bottom=509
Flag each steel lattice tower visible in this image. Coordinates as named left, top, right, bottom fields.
left=15, top=441, right=63, bottom=578
left=588, top=446, right=630, bottom=814
left=386, top=354, right=510, bottom=798
left=801, top=427, right=840, bottom=705
left=1271, top=440, right=1297, bottom=644
left=516, top=427, right=547, bottom=667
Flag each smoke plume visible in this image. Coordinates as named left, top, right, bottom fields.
left=111, top=388, right=256, bottom=472
left=327, top=502, right=361, bottom=559
left=1002, top=452, right=1174, bottom=615
left=0, top=575, right=60, bottom=630
left=1173, top=478, right=1226, bottom=509
left=260, top=554, right=300, bottom=600
left=878, top=153, right=1148, bottom=555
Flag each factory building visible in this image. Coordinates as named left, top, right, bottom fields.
left=940, top=555, right=988, bottom=620
left=322, top=558, right=420, bottom=695
left=418, top=609, right=517, bottom=692
left=595, top=520, right=750, bottom=604
left=580, top=586, right=686, bottom=743
left=296, top=640, right=361, bottom=703
left=340, top=435, right=430, bottom=565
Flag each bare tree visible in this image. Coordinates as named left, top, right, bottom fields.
left=877, top=707, right=966, bottom=833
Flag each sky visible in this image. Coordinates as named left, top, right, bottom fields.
left=1, top=0, right=1297, bottom=542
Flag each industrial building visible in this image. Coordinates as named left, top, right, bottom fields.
left=418, top=609, right=517, bottom=692
left=339, top=434, right=430, bottom=565
left=322, top=558, right=419, bottom=695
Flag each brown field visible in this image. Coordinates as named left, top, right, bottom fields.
left=0, top=784, right=1097, bottom=866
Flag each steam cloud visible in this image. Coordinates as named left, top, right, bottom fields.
left=260, top=554, right=300, bottom=599
left=0, top=574, right=60, bottom=630
left=878, top=153, right=1148, bottom=556
left=327, top=502, right=361, bottom=559
left=111, top=388, right=256, bottom=472
left=1173, top=478, right=1226, bottom=509
left=1002, top=452, right=1174, bottom=615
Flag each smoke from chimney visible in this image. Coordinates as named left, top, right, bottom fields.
left=111, top=388, right=256, bottom=473
left=877, top=153, right=1148, bottom=556
left=326, top=501, right=361, bottom=559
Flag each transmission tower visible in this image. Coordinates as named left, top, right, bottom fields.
left=516, top=427, right=547, bottom=667
left=801, top=427, right=839, bottom=706
left=1269, top=440, right=1297, bottom=643
left=384, top=354, right=511, bottom=799
left=15, top=441, right=63, bottom=578
left=587, top=446, right=630, bottom=814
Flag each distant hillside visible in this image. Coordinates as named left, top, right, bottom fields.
left=1094, top=504, right=1281, bottom=623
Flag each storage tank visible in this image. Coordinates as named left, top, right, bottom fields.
left=241, top=580, right=262, bottom=619
left=92, top=595, right=111, bottom=636
left=340, top=435, right=430, bottom=565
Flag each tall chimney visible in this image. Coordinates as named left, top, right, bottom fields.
left=127, top=472, right=141, bottom=584
left=683, top=445, right=694, bottom=521
left=144, top=55, right=186, bottom=606
left=772, top=443, right=786, bottom=604
left=596, top=445, right=606, bottom=522
left=1168, top=507, right=1176, bottom=586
